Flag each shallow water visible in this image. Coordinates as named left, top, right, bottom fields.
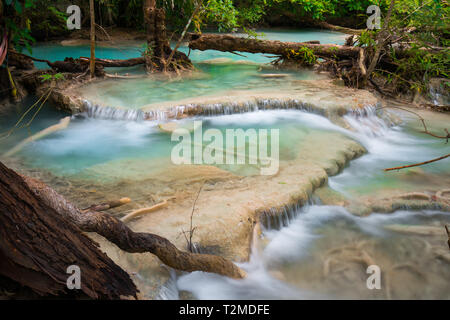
left=175, top=110, right=450, bottom=300
left=178, top=206, right=450, bottom=300
left=32, top=29, right=342, bottom=107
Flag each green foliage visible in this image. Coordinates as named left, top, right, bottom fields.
left=3, top=0, right=37, bottom=54
left=203, top=0, right=239, bottom=31
left=285, top=47, right=317, bottom=65
left=40, top=73, right=64, bottom=82
left=141, top=42, right=154, bottom=58
left=357, top=30, right=376, bottom=47
left=364, top=0, right=450, bottom=93
left=29, top=3, right=68, bottom=40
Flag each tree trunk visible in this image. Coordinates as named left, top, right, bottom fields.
left=363, top=0, right=396, bottom=85
left=89, top=0, right=96, bottom=78
left=143, top=0, right=192, bottom=72
left=0, top=162, right=138, bottom=299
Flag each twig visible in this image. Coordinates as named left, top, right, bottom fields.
left=445, top=225, right=450, bottom=250
left=384, top=154, right=449, bottom=172
left=376, top=106, right=450, bottom=141
left=186, top=182, right=205, bottom=252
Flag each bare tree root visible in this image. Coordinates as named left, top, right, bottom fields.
left=22, top=175, right=247, bottom=279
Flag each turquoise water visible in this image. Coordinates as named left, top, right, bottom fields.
left=30, top=29, right=344, bottom=108
left=80, top=63, right=324, bottom=108
left=29, top=29, right=347, bottom=108
left=31, top=29, right=347, bottom=68
left=0, top=109, right=341, bottom=178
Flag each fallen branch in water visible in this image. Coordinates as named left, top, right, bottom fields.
left=3, top=117, right=71, bottom=157
left=384, top=154, right=450, bottom=172
left=121, top=200, right=169, bottom=222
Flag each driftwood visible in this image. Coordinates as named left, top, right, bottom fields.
left=7, top=164, right=245, bottom=287
left=3, top=117, right=71, bottom=157
left=446, top=225, right=450, bottom=249
left=121, top=200, right=168, bottom=222
left=82, top=197, right=131, bottom=212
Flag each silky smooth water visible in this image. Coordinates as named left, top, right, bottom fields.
left=178, top=207, right=450, bottom=299
left=329, top=110, right=450, bottom=195
left=31, top=29, right=347, bottom=68
left=0, top=109, right=350, bottom=179
left=175, top=110, right=450, bottom=300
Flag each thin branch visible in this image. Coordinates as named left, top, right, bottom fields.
left=384, top=154, right=449, bottom=172
left=187, top=182, right=205, bottom=252
left=165, top=2, right=203, bottom=71
left=376, top=106, right=449, bottom=141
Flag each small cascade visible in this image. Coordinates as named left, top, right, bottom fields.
left=82, top=98, right=382, bottom=124
left=156, top=269, right=180, bottom=300
left=143, top=98, right=332, bottom=121
left=82, top=100, right=146, bottom=121
left=429, top=79, right=450, bottom=106
left=260, top=201, right=307, bottom=231
left=344, top=103, right=395, bottom=140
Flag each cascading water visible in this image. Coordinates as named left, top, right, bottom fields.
left=160, top=107, right=450, bottom=300
left=82, top=98, right=341, bottom=121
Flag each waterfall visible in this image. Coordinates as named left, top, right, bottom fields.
left=260, top=201, right=310, bottom=231
left=82, top=100, right=146, bottom=121
left=81, top=98, right=382, bottom=123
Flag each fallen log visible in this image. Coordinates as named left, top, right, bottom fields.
left=189, top=33, right=361, bottom=60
